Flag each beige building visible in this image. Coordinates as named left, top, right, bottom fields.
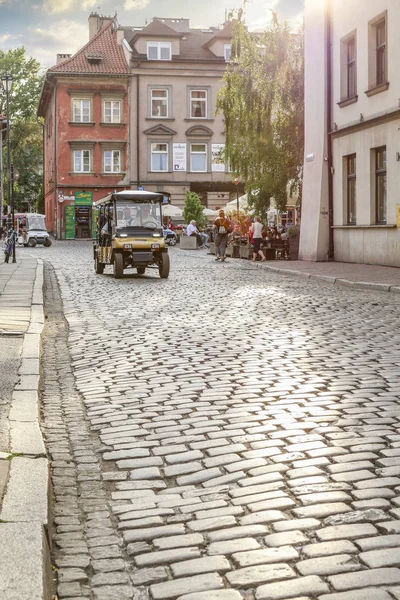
left=123, top=18, right=234, bottom=209
left=301, top=0, right=400, bottom=266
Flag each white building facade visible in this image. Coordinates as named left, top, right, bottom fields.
left=301, top=0, right=400, bottom=266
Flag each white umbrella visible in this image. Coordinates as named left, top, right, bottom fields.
left=224, top=194, right=249, bottom=211
left=203, top=208, right=219, bottom=216
left=162, top=204, right=183, bottom=217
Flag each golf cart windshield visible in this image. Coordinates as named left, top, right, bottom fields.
left=115, top=200, right=162, bottom=231
left=27, top=215, right=46, bottom=231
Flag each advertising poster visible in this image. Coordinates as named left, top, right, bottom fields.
left=75, top=191, right=93, bottom=206
left=212, top=143, right=225, bottom=172
left=173, top=143, right=186, bottom=172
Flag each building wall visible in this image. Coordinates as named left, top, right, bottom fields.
left=302, top=0, right=400, bottom=266
left=130, top=62, right=232, bottom=208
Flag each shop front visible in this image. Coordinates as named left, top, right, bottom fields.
left=65, top=192, right=98, bottom=240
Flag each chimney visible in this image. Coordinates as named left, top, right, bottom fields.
left=88, top=11, right=113, bottom=39
left=57, top=53, right=71, bottom=64
left=117, top=27, right=125, bottom=45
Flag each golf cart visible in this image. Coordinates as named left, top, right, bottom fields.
left=93, top=190, right=170, bottom=279
left=15, top=213, right=52, bottom=247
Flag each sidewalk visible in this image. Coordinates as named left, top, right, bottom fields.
left=0, top=255, right=52, bottom=600
left=254, top=259, right=400, bottom=292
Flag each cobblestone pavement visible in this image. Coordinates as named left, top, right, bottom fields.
left=35, top=241, right=400, bottom=600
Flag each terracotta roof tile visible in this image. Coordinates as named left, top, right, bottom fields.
left=203, top=21, right=233, bottom=48
left=132, top=19, right=183, bottom=40
left=49, top=20, right=130, bottom=75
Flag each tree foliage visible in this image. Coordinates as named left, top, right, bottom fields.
left=183, top=191, right=207, bottom=228
left=0, top=47, right=44, bottom=212
left=217, top=10, right=304, bottom=217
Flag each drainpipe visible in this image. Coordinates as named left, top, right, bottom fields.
left=136, top=73, right=140, bottom=188
left=326, top=0, right=334, bottom=260
left=43, top=76, right=58, bottom=238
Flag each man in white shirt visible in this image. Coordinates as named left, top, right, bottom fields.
left=186, top=220, right=209, bottom=248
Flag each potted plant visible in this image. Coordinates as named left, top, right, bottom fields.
left=287, top=224, right=300, bottom=260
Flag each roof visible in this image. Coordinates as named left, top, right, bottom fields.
left=94, top=190, right=164, bottom=207
left=48, top=20, right=130, bottom=75
left=203, top=21, right=233, bottom=48
left=129, top=20, right=227, bottom=62
left=131, top=19, right=183, bottom=42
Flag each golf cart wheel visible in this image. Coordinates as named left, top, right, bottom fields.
left=44, top=238, right=52, bottom=247
left=28, top=238, right=37, bottom=247
left=95, top=257, right=105, bottom=274
left=137, top=267, right=146, bottom=275
left=113, top=253, right=124, bottom=279
left=168, top=238, right=177, bottom=246
left=159, top=253, right=170, bottom=279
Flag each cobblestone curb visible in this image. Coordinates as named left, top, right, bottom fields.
left=0, top=259, right=53, bottom=600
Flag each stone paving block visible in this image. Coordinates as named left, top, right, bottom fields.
left=208, top=524, right=268, bottom=542
left=264, top=529, right=309, bottom=546
left=123, top=523, right=185, bottom=542
left=360, top=547, right=400, bottom=568
left=0, top=522, right=52, bottom=600
left=153, top=533, right=204, bottom=550
left=296, top=554, right=360, bottom=576
left=232, top=546, right=299, bottom=567
left=135, top=547, right=201, bottom=567
left=10, top=421, right=46, bottom=455
left=328, top=567, right=400, bottom=590
left=355, top=534, right=400, bottom=551
left=255, top=575, right=329, bottom=599
left=293, top=503, right=352, bottom=519
left=302, top=540, right=358, bottom=557
left=318, top=590, right=392, bottom=600
left=316, top=523, right=378, bottom=541
left=226, top=563, right=295, bottom=587
left=176, top=591, right=243, bottom=600
left=150, top=573, right=224, bottom=599
left=207, top=537, right=261, bottom=555
left=171, top=555, right=231, bottom=577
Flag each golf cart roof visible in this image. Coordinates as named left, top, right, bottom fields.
left=93, top=190, right=165, bottom=208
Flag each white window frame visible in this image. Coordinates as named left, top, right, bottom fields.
left=190, top=89, right=207, bottom=119
left=73, top=149, right=91, bottom=173
left=72, top=98, right=91, bottom=123
left=151, top=142, right=169, bottom=172
left=151, top=88, right=169, bottom=118
left=147, top=42, right=172, bottom=61
left=103, top=99, right=121, bottom=123
left=103, top=149, right=121, bottom=173
left=190, top=143, right=207, bottom=172
left=224, top=44, right=231, bottom=61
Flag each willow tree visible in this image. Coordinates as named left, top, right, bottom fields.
left=217, top=10, right=304, bottom=219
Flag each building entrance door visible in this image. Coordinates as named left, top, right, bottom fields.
left=75, top=206, right=92, bottom=238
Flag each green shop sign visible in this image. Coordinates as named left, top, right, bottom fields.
left=75, top=191, right=93, bottom=206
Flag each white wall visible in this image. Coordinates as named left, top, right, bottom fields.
left=299, top=0, right=330, bottom=261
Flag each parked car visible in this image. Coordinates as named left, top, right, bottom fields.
left=163, top=227, right=177, bottom=246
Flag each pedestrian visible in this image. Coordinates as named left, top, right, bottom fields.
left=213, top=209, right=231, bottom=261
left=187, top=220, right=208, bottom=248
left=250, top=216, right=266, bottom=262
left=168, top=219, right=175, bottom=231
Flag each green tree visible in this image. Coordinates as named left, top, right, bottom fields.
left=0, top=47, right=44, bottom=212
left=183, top=191, right=207, bottom=228
left=217, top=10, right=304, bottom=217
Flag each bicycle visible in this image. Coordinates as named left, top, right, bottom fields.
left=4, top=229, right=16, bottom=263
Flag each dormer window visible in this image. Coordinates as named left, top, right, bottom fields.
left=147, top=42, right=172, bottom=60
left=224, top=44, right=231, bottom=61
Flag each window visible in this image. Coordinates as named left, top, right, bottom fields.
left=367, top=13, right=388, bottom=93
left=72, top=99, right=90, bottom=122
left=346, top=38, right=356, bottom=98
left=376, top=20, right=386, bottom=85
left=103, top=100, right=121, bottom=123
left=151, top=89, right=168, bottom=118
left=190, top=143, right=207, bottom=172
left=224, top=44, right=231, bottom=61
left=104, top=150, right=121, bottom=173
left=151, top=143, right=168, bottom=171
left=147, top=42, right=171, bottom=60
left=73, top=150, right=91, bottom=173
left=375, top=146, right=387, bottom=224
left=346, top=154, right=356, bottom=224
left=190, top=90, right=207, bottom=119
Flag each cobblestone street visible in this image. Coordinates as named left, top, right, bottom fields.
left=34, top=241, right=400, bottom=600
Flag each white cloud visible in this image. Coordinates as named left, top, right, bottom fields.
left=0, top=34, right=13, bottom=44
left=124, top=0, right=150, bottom=9
left=41, top=0, right=96, bottom=14
left=26, top=18, right=88, bottom=66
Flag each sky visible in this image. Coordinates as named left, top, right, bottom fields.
left=0, top=0, right=304, bottom=69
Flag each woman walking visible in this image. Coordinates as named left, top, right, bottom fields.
left=250, top=216, right=266, bottom=262
left=213, top=210, right=231, bottom=261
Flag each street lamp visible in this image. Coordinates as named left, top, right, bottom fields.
left=1, top=75, right=12, bottom=213
left=11, top=164, right=19, bottom=263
